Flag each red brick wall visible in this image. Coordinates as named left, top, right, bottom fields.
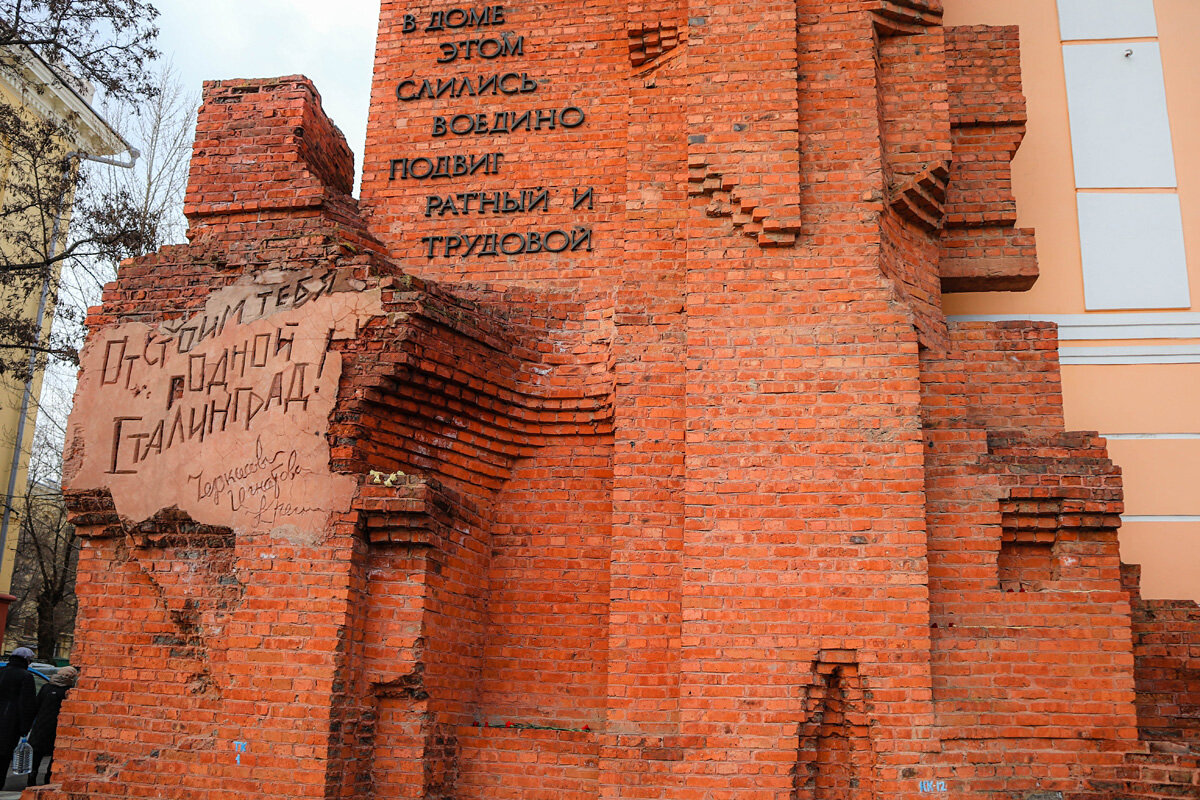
left=922, top=325, right=1138, bottom=796
left=457, top=728, right=598, bottom=799
left=940, top=25, right=1037, bottom=292
left=49, top=3, right=1200, bottom=800
left=1124, top=564, right=1200, bottom=744
left=480, top=439, right=612, bottom=728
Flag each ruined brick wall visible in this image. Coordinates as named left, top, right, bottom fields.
left=53, top=78, right=390, bottom=800
left=1125, top=564, right=1200, bottom=744
left=48, top=2, right=1200, bottom=800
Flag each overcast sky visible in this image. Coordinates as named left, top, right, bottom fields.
left=154, top=0, right=382, bottom=188
left=34, top=3, right=383, bottom=441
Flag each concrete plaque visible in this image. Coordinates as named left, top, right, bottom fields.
left=64, top=269, right=382, bottom=539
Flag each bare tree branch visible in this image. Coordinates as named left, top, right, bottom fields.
left=0, top=0, right=160, bottom=104
left=0, top=0, right=162, bottom=379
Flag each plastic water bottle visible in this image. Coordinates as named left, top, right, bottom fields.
left=12, top=737, right=33, bottom=776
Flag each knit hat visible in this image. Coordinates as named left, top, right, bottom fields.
left=11, top=647, right=34, bottom=661
left=50, top=666, right=79, bottom=687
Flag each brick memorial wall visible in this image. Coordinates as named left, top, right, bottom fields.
left=44, top=1, right=1200, bottom=799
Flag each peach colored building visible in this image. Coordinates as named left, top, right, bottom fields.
left=944, top=0, right=1199, bottom=601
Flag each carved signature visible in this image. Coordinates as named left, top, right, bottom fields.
left=247, top=499, right=325, bottom=527
left=187, top=437, right=303, bottom=513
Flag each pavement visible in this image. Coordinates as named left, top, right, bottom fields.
left=1, top=760, right=48, bottom=798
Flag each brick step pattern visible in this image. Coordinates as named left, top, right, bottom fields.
left=874, top=0, right=943, bottom=35
left=889, top=161, right=950, bottom=231
left=686, top=156, right=801, bottom=247
left=627, top=22, right=681, bottom=67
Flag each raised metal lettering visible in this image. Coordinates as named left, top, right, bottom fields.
left=561, top=107, right=585, bottom=128
left=501, top=32, right=524, bottom=56
left=422, top=236, right=444, bottom=259
left=396, top=79, right=418, bottom=101
left=391, top=153, right=505, bottom=180
left=409, top=157, right=435, bottom=178
left=570, top=227, right=593, bottom=251
left=500, top=232, right=526, bottom=255
left=509, top=110, right=531, bottom=132
left=572, top=187, right=593, bottom=210
left=462, top=234, right=483, bottom=257
left=426, top=226, right=598, bottom=258
left=499, top=73, right=521, bottom=94
left=478, top=37, right=501, bottom=58
left=431, top=156, right=453, bottom=178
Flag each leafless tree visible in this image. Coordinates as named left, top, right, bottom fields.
left=2, top=63, right=195, bottom=657
left=0, top=0, right=160, bottom=378
left=57, top=61, right=197, bottom=342
left=0, top=0, right=160, bottom=103
left=4, top=392, right=77, bottom=658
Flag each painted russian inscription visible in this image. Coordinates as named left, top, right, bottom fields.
left=63, top=270, right=382, bottom=538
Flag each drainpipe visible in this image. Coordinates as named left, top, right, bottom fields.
left=0, top=143, right=140, bottom=609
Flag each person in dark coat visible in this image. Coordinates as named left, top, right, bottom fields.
left=27, top=665, right=79, bottom=786
left=0, top=647, right=38, bottom=771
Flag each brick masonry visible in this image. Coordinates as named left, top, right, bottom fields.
left=48, top=2, right=1200, bottom=799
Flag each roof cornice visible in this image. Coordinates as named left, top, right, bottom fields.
left=0, top=44, right=126, bottom=156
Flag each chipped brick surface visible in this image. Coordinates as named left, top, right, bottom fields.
left=50, top=4, right=1199, bottom=800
